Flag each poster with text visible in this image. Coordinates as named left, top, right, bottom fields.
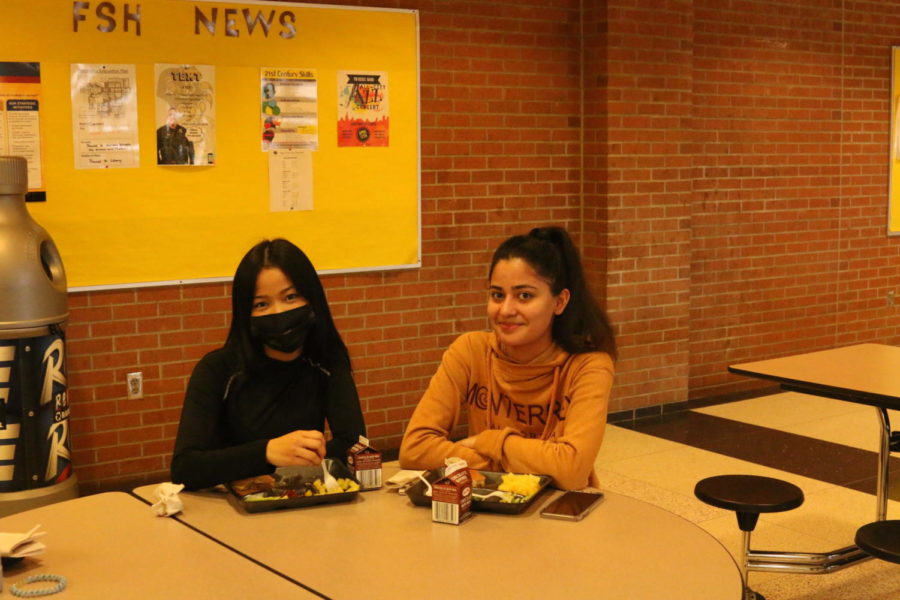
left=155, top=64, right=216, bottom=166
left=337, top=71, right=389, bottom=147
left=70, top=64, right=139, bottom=169
left=260, top=67, right=318, bottom=151
left=268, top=149, right=313, bottom=212
left=0, top=62, right=44, bottom=189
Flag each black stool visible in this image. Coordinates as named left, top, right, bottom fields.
left=855, top=520, right=900, bottom=564
left=694, top=475, right=805, bottom=600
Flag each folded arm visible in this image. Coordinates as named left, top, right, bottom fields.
left=399, top=339, right=492, bottom=470
left=468, top=354, right=613, bottom=490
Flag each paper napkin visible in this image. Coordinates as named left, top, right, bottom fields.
left=151, top=482, right=185, bottom=517
left=0, top=524, right=46, bottom=558
left=385, top=469, right=425, bottom=495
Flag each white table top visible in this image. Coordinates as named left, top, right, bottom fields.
left=729, top=343, right=900, bottom=409
left=134, top=469, right=742, bottom=600
left=0, top=492, right=319, bottom=599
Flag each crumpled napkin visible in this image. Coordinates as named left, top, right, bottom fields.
left=385, top=469, right=426, bottom=496
left=151, top=482, right=185, bottom=517
left=0, top=524, right=46, bottom=557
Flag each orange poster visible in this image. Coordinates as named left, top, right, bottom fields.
left=337, top=71, right=389, bottom=147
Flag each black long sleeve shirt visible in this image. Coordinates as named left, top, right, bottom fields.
left=171, top=347, right=366, bottom=490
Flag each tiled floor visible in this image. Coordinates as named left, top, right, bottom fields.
left=596, top=392, right=900, bottom=600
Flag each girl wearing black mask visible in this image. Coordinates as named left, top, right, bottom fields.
left=171, top=239, right=366, bottom=490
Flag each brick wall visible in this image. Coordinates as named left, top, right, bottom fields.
left=834, top=3, right=900, bottom=345
left=688, top=0, right=900, bottom=399
left=54, top=0, right=900, bottom=493
left=602, top=0, right=694, bottom=413
left=582, top=0, right=609, bottom=344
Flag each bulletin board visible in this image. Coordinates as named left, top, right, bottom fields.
left=0, top=0, right=420, bottom=289
left=889, top=47, right=900, bottom=235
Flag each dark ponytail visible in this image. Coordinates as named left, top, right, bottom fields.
left=489, top=227, right=616, bottom=358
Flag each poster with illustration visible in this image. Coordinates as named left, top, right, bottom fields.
left=260, top=67, right=318, bottom=151
left=155, top=63, right=216, bottom=166
left=0, top=62, right=44, bottom=189
left=337, top=71, right=388, bottom=147
left=70, top=64, right=139, bottom=169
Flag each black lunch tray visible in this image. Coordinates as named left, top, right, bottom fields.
left=229, top=459, right=360, bottom=513
left=406, top=469, right=551, bottom=515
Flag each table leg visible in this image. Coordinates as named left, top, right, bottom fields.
left=877, top=407, right=891, bottom=521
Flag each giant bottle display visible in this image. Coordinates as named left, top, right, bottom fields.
left=0, top=156, right=76, bottom=516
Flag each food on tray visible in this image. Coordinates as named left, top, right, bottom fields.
left=310, top=477, right=360, bottom=495
left=232, top=474, right=359, bottom=502
left=469, top=472, right=543, bottom=504
left=497, top=473, right=542, bottom=499
left=468, top=469, right=486, bottom=488
left=407, top=469, right=551, bottom=513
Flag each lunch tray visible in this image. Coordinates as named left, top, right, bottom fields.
left=406, top=469, right=551, bottom=515
left=229, top=459, right=360, bottom=513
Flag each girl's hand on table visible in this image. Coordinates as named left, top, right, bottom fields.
left=266, top=430, right=327, bottom=467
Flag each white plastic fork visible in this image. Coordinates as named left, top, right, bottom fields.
left=417, top=472, right=433, bottom=497
left=472, top=489, right=526, bottom=502
left=472, top=490, right=508, bottom=501
left=321, top=459, right=342, bottom=493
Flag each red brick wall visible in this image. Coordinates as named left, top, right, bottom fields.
left=583, top=0, right=610, bottom=339
left=688, top=0, right=900, bottom=399
left=602, top=0, right=694, bottom=412
left=56, top=0, right=900, bottom=493
left=834, top=3, right=900, bottom=344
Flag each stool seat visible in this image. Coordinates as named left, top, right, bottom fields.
left=695, top=475, right=804, bottom=515
left=855, top=520, right=900, bottom=564
left=694, top=475, right=805, bottom=600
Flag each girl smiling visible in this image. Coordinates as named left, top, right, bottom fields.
left=400, top=227, right=616, bottom=490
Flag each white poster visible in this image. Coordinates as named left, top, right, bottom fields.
left=268, top=149, right=313, bottom=212
left=70, top=64, right=140, bottom=169
left=155, top=64, right=216, bottom=166
left=0, top=62, right=44, bottom=188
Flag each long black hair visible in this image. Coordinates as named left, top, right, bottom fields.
left=489, top=227, right=616, bottom=358
left=226, top=239, right=350, bottom=372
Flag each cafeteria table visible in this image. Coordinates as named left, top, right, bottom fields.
left=0, top=492, right=319, bottom=598
left=133, top=465, right=742, bottom=600
left=729, top=342, right=900, bottom=574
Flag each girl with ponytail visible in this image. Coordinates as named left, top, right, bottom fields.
left=400, top=227, right=616, bottom=490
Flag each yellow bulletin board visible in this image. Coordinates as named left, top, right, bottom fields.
left=890, top=48, right=900, bottom=235
left=0, top=0, right=420, bottom=289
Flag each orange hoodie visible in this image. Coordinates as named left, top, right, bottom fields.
left=399, top=331, right=615, bottom=490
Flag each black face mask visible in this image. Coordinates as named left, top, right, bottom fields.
left=250, top=305, right=316, bottom=354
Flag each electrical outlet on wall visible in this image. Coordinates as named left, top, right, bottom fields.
left=126, top=372, right=143, bottom=399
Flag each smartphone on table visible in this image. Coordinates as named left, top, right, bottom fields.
left=539, top=491, right=605, bottom=521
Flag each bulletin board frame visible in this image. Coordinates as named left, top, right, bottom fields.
left=0, top=0, right=421, bottom=290
left=889, top=47, right=900, bottom=235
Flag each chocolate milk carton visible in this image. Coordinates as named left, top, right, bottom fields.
left=346, top=435, right=382, bottom=490
left=431, top=459, right=472, bottom=525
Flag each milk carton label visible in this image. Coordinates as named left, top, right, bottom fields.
left=347, top=436, right=382, bottom=490
left=431, top=467, right=472, bottom=525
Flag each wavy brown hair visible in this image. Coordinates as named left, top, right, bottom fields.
left=489, top=227, right=616, bottom=358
